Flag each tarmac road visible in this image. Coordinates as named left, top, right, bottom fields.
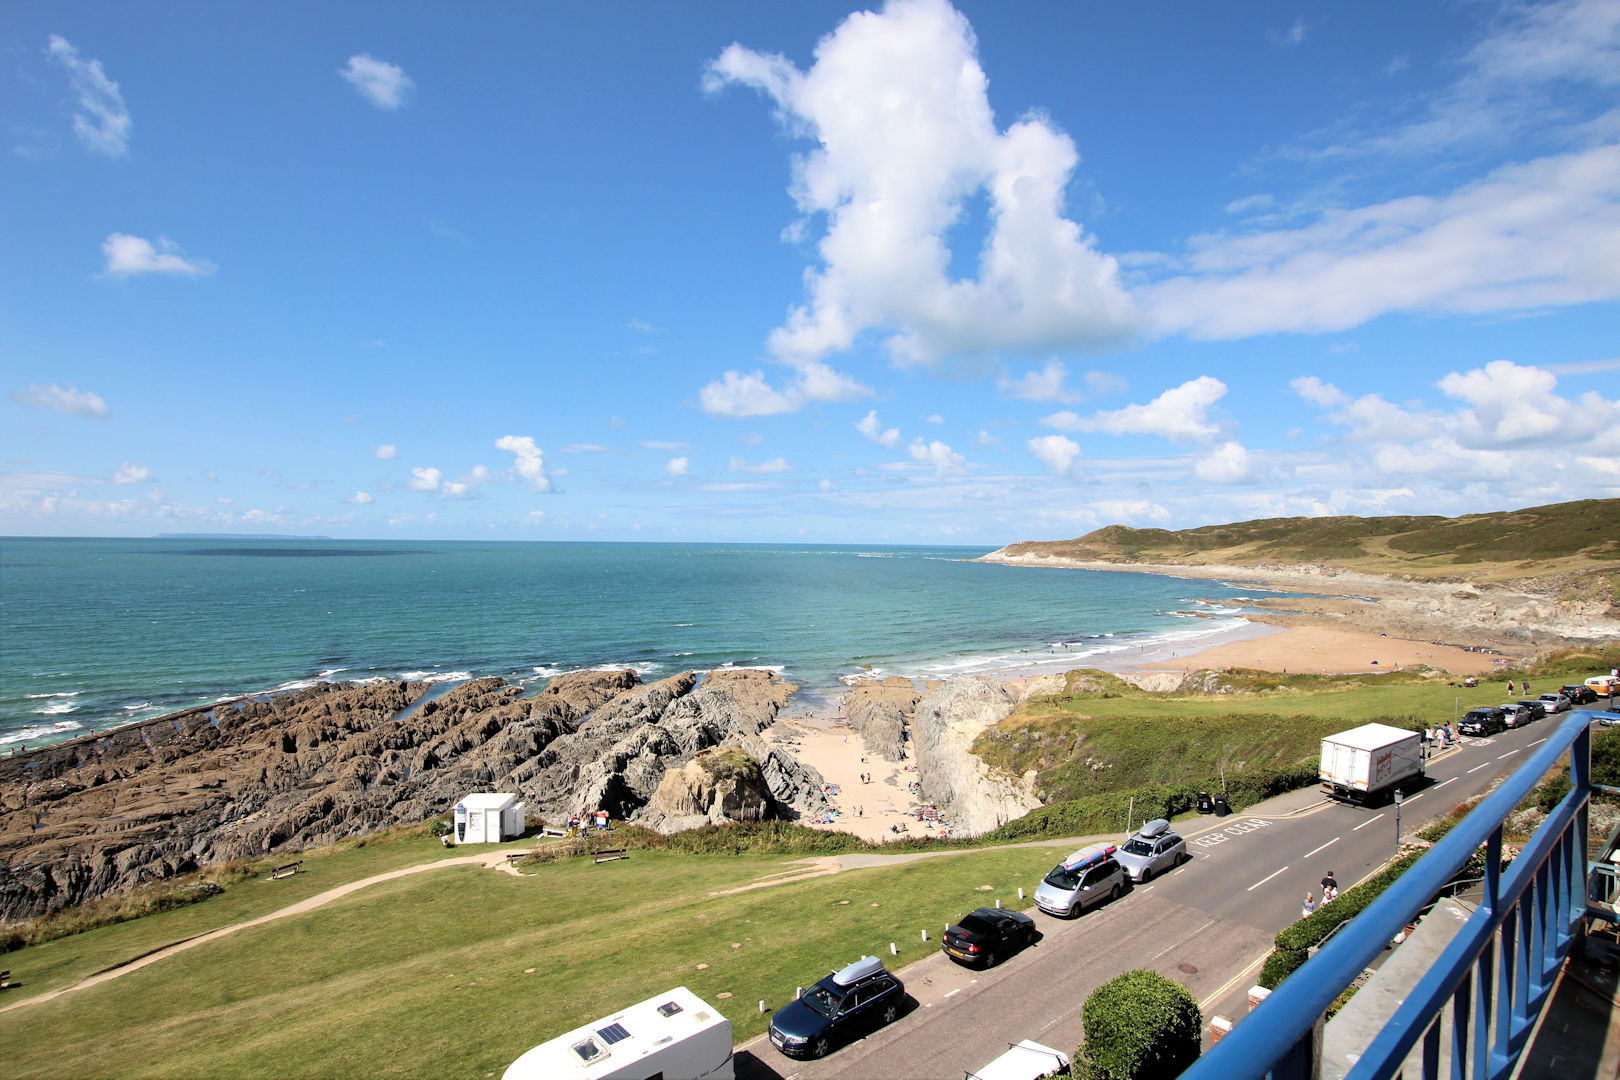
left=736, top=711, right=1581, bottom=1080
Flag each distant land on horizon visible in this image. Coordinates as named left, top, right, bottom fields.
left=151, top=533, right=335, bottom=540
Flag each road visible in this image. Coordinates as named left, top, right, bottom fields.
left=736, top=712, right=1576, bottom=1080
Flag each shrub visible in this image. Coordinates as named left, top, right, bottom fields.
left=1077, top=969, right=1201, bottom=1080
left=1259, top=947, right=1307, bottom=990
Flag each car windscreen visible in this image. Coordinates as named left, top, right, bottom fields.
left=1044, top=864, right=1082, bottom=889
left=802, top=983, right=842, bottom=1017
left=1122, top=838, right=1153, bottom=856
left=958, top=914, right=997, bottom=935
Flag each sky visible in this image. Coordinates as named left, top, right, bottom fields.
left=3, top=0, right=1618, bottom=545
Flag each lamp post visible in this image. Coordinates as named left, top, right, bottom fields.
left=1394, top=788, right=1404, bottom=855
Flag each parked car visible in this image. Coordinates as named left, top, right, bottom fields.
left=1035, top=843, right=1126, bottom=918
left=942, top=907, right=1036, bottom=968
left=1458, top=708, right=1506, bottom=737
left=1115, top=818, right=1188, bottom=883
left=1499, top=703, right=1534, bottom=728
left=1538, top=693, right=1572, bottom=714
left=768, top=956, right=904, bottom=1059
left=1515, top=699, right=1547, bottom=722
left=1562, top=684, right=1599, bottom=706
left=1587, top=675, right=1620, bottom=698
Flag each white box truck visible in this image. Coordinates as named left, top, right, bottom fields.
left=1320, top=723, right=1424, bottom=805
left=502, top=987, right=733, bottom=1080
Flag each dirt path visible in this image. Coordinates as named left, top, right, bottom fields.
left=0, top=850, right=514, bottom=1015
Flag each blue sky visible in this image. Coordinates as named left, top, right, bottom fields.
left=3, top=0, right=1617, bottom=544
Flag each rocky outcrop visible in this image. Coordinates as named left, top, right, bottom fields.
left=911, top=677, right=1041, bottom=836
left=0, top=667, right=827, bottom=922
left=638, top=748, right=774, bottom=834
left=844, top=677, right=919, bottom=761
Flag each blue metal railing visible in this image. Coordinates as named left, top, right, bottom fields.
left=1186, top=710, right=1604, bottom=1080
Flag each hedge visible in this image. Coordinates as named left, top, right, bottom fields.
left=1077, top=968, right=1202, bottom=1080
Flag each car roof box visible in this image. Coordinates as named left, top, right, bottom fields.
left=833, top=956, right=886, bottom=986
left=1135, top=818, right=1170, bottom=839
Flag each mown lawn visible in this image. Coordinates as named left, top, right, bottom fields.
left=0, top=845, right=1068, bottom=1079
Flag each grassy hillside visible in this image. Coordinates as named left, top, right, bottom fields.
left=992, top=498, right=1620, bottom=589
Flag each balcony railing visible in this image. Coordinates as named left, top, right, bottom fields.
left=1185, top=709, right=1605, bottom=1080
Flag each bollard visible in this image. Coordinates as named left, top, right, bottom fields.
left=796, top=987, right=802, bottom=999
left=1018, top=887, right=1025, bottom=900
left=759, top=1001, right=766, bottom=1014
left=890, top=942, right=897, bottom=955
left=921, top=929, right=928, bottom=942
left=995, top=899, right=1001, bottom=908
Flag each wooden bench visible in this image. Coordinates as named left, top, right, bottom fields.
left=541, top=826, right=566, bottom=838
left=270, top=861, right=303, bottom=880
left=505, top=851, right=536, bottom=863
left=0, top=969, right=11, bottom=989
left=591, top=848, right=628, bottom=864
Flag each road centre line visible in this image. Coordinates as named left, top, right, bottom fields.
left=1498, top=750, right=1520, bottom=759
left=1404, top=792, right=1425, bottom=802
left=943, top=988, right=961, bottom=998
left=1303, top=837, right=1340, bottom=859
left=1434, top=777, right=1457, bottom=789
left=1247, top=866, right=1289, bottom=892
left=1467, top=763, right=1490, bottom=773
left=1529, top=738, right=1546, bottom=747
left=1353, top=814, right=1386, bottom=831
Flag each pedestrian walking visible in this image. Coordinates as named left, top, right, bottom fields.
left=1320, top=870, right=1338, bottom=900
left=1302, top=892, right=1318, bottom=918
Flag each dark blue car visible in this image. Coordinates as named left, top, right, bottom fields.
left=767, top=956, right=905, bottom=1059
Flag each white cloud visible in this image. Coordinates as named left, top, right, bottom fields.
left=705, top=0, right=1138, bottom=379
left=998, top=360, right=1083, bottom=402
left=1040, top=410, right=1084, bottom=432
left=561, top=443, right=608, bottom=453
left=1143, top=145, right=1620, bottom=339
left=665, top=456, right=690, bottom=477
left=1545, top=357, right=1620, bottom=376
left=1073, top=376, right=1229, bottom=444
left=46, top=36, right=130, bottom=156
left=348, top=491, right=374, bottom=505
left=908, top=438, right=965, bottom=475
left=924, top=414, right=943, bottom=424
left=730, top=456, right=791, bottom=474
left=496, top=435, right=552, bottom=492
left=340, top=54, right=413, bottom=110
left=818, top=478, right=836, bottom=491
left=113, top=462, right=152, bottom=484
left=373, top=443, right=397, bottom=460
left=1027, top=434, right=1081, bottom=477
left=977, top=429, right=1002, bottom=448
left=1267, top=18, right=1307, bottom=48
left=641, top=440, right=688, bottom=451
left=1290, top=376, right=1348, bottom=408
left=102, top=233, right=216, bottom=278
left=699, top=362, right=870, bottom=417
left=9, top=383, right=107, bottom=418
left=1437, top=359, right=1616, bottom=447
left=408, top=467, right=441, bottom=491
left=855, top=410, right=901, bottom=447
left=1194, top=441, right=1253, bottom=483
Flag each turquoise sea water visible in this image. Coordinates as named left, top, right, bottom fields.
left=0, top=538, right=1268, bottom=747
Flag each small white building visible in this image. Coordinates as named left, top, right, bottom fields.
left=503, top=986, right=734, bottom=1080
left=453, top=792, right=526, bottom=844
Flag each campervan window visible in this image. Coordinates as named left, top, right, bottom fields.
left=570, top=1038, right=605, bottom=1063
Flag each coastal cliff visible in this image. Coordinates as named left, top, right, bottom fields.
left=0, top=668, right=827, bottom=922
left=912, top=677, right=1042, bottom=835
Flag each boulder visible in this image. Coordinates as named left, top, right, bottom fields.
left=638, top=749, right=773, bottom=834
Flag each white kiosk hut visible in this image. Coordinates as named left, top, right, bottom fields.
left=503, top=987, right=734, bottom=1080
left=452, top=792, right=526, bottom=844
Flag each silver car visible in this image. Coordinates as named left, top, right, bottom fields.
left=1115, top=818, right=1188, bottom=883
left=1538, top=693, right=1572, bottom=714
left=1034, top=843, right=1126, bottom=917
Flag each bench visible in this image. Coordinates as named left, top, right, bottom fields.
left=270, top=861, right=303, bottom=880
left=0, top=969, right=11, bottom=989
left=505, top=851, right=536, bottom=863
left=591, top=848, right=628, bottom=864
left=541, top=826, right=566, bottom=838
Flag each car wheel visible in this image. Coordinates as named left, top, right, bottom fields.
left=1140, top=867, right=1153, bottom=883
left=1025, top=926, right=1037, bottom=947
left=1111, top=883, right=1123, bottom=902
left=812, top=1036, right=830, bottom=1059
left=985, top=951, right=998, bottom=968
left=881, top=1002, right=898, bottom=1025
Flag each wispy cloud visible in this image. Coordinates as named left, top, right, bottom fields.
left=9, top=383, right=108, bottom=418
left=102, top=233, right=216, bottom=278
left=1267, top=18, right=1307, bottom=48
left=854, top=410, right=901, bottom=447
left=730, top=456, right=791, bottom=474
left=665, top=456, right=690, bottom=477
left=340, top=54, right=413, bottom=110
left=47, top=36, right=131, bottom=156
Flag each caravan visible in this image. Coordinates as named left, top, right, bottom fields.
left=503, top=987, right=733, bottom=1080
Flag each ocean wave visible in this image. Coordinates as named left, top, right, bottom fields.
left=26, top=691, right=81, bottom=699
left=714, top=662, right=786, bottom=674
left=1, top=720, right=83, bottom=745
left=316, top=667, right=348, bottom=678
left=397, top=670, right=473, bottom=684
left=531, top=665, right=566, bottom=678
left=122, top=701, right=155, bottom=712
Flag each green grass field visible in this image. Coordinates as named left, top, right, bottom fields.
left=0, top=843, right=1070, bottom=1079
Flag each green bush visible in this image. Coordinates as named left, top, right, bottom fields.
left=1077, top=969, right=1201, bottom=1080
left=1259, top=947, right=1307, bottom=990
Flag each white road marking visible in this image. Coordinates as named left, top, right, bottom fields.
left=1247, top=866, right=1289, bottom=892
left=1173, top=865, right=1189, bottom=875
left=1498, top=750, right=1519, bottom=760
left=1142, top=885, right=1156, bottom=892
left=943, top=988, right=961, bottom=998
left=1434, top=777, right=1457, bottom=789
left=1353, top=814, right=1386, bottom=831
left=1529, top=738, right=1547, bottom=747
left=1467, top=763, right=1490, bottom=773
left=1303, top=837, right=1340, bottom=859
left=1404, top=792, right=1426, bottom=802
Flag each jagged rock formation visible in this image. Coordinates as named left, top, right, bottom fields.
left=0, top=667, right=826, bottom=922
left=911, top=677, right=1041, bottom=836
left=843, top=677, right=919, bottom=761
left=638, top=748, right=774, bottom=834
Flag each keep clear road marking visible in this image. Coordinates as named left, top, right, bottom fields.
left=1467, top=763, right=1490, bottom=774
left=1248, top=865, right=1289, bottom=892
left=1434, top=777, right=1457, bottom=789
left=1304, top=836, right=1340, bottom=859
left=1353, top=813, right=1386, bottom=831
left=1498, top=749, right=1520, bottom=760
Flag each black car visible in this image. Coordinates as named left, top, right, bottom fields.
left=1562, top=684, right=1599, bottom=706
left=1458, top=708, right=1506, bottom=737
left=942, top=907, right=1036, bottom=968
left=1515, top=699, right=1548, bottom=722
left=768, top=956, right=905, bottom=1059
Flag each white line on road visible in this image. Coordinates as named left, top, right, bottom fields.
left=1353, top=814, right=1386, bottom=831
left=1467, top=763, right=1490, bottom=773
left=1529, top=738, right=1546, bottom=747
left=943, top=988, right=960, bottom=999
left=1142, top=885, right=1155, bottom=892
left=1435, top=777, right=1457, bottom=789
left=1173, top=866, right=1189, bottom=875
left=1303, top=837, right=1340, bottom=859
left=1248, top=865, right=1289, bottom=892
left=1498, top=750, right=1519, bottom=759
left=1404, top=792, right=1426, bottom=802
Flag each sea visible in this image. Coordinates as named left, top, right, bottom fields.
left=0, top=537, right=1282, bottom=750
